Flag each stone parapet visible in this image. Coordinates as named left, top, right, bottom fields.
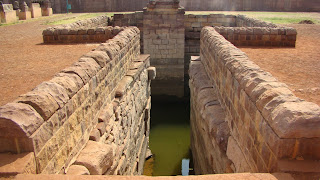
left=0, top=26, right=155, bottom=176
left=113, top=12, right=144, bottom=53
left=236, top=15, right=278, bottom=28
left=214, top=26, right=297, bottom=47
left=189, top=56, right=231, bottom=174
left=197, top=26, right=320, bottom=177
left=43, top=15, right=111, bottom=43
left=14, top=173, right=295, bottom=180
left=43, top=26, right=125, bottom=44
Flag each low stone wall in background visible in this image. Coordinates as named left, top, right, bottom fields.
left=236, top=15, right=277, bottom=28
left=42, top=16, right=113, bottom=43
left=185, top=14, right=236, bottom=56
left=43, top=26, right=125, bottom=44
left=214, top=27, right=297, bottom=47
left=192, top=26, right=320, bottom=178
left=49, top=0, right=320, bottom=13
left=0, top=26, right=156, bottom=176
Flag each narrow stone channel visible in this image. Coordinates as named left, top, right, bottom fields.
left=143, top=96, right=193, bottom=176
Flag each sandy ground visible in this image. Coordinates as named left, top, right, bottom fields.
left=240, top=24, right=320, bottom=106
left=0, top=15, right=99, bottom=106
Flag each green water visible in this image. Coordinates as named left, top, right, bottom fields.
left=145, top=96, right=191, bottom=176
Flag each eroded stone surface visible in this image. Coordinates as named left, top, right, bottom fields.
left=0, top=152, right=36, bottom=175
left=66, top=165, right=90, bottom=175
left=74, top=141, right=114, bottom=175
left=0, top=103, right=44, bottom=137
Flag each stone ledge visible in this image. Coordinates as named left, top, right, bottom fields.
left=13, top=173, right=294, bottom=180
left=200, top=26, right=320, bottom=139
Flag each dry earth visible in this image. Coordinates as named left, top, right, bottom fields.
left=0, top=14, right=99, bottom=106
left=240, top=24, right=320, bottom=106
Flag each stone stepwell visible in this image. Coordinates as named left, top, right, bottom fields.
left=1, top=0, right=319, bottom=179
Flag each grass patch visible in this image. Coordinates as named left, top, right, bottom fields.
left=44, top=12, right=135, bottom=26
left=43, top=13, right=107, bottom=25
left=260, top=17, right=317, bottom=24
left=185, top=11, right=320, bottom=24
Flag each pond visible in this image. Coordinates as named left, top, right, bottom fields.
left=143, top=96, right=194, bottom=176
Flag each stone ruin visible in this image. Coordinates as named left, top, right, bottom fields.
left=0, top=2, right=17, bottom=23
left=0, top=0, right=53, bottom=23
left=1, top=0, right=320, bottom=179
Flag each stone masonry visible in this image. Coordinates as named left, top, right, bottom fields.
left=0, top=3, right=17, bottom=24
left=143, top=0, right=185, bottom=97
left=189, top=26, right=320, bottom=179
left=0, top=26, right=156, bottom=176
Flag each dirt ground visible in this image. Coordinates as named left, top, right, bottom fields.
left=0, top=15, right=99, bottom=106
left=240, top=24, right=320, bottom=106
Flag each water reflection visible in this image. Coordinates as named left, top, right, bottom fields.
left=143, top=96, right=191, bottom=176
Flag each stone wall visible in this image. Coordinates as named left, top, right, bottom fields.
left=110, top=10, right=297, bottom=98
left=180, top=0, right=320, bottom=12
left=43, top=16, right=112, bottom=43
left=185, top=14, right=237, bottom=56
left=214, top=27, right=297, bottom=47
left=189, top=26, right=320, bottom=178
left=143, top=0, right=185, bottom=97
left=113, top=12, right=144, bottom=53
left=185, top=14, right=296, bottom=57
left=0, top=26, right=156, bottom=176
left=189, top=56, right=231, bottom=174
left=13, top=173, right=295, bottom=180
left=49, top=0, right=320, bottom=13
left=236, top=15, right=277, bottom=28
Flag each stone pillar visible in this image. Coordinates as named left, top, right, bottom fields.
left=143, top=0, right=185, bottom=97
left=18, top=1, right=31, bottom=20
left=30, top=3, right=41, bottom=18
left=41, top=0, right=53, bottom=16
left=0, top=3, right=18, bottom=23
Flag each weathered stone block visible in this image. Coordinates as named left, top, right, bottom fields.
left=18, top=11, right=31, bottom=20
left=89, top=129, right=100, bottom=142
left=74, top=140, right=114, bottom=175
left=66, top=165, right=90, bottom=175
left=0, top=152, right=36, bottom=175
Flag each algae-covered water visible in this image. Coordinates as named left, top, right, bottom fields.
left=143, top=96, right=192, bottom=176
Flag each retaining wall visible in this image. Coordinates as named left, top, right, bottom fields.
left=185, top=14, right=296, bottom=57
left=142, top=1, right=186, bottom=97
left=214, top=27, right=297, bottom=47
left=43, top=16, right=112, bottom=43
left=0, top=26, right=156, bottom=176
left=113, top=12, right=144, bottom=52
left=49, top=0, right=320, bottom=13
left=190, top=26, right=320, bottom=178
left=13, top=173, right=295, bottom=180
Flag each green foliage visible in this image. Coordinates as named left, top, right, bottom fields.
left=260, top=17, right=317, bottom=24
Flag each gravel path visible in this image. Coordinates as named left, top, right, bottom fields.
left=0, top=14, right=99, bottom=106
